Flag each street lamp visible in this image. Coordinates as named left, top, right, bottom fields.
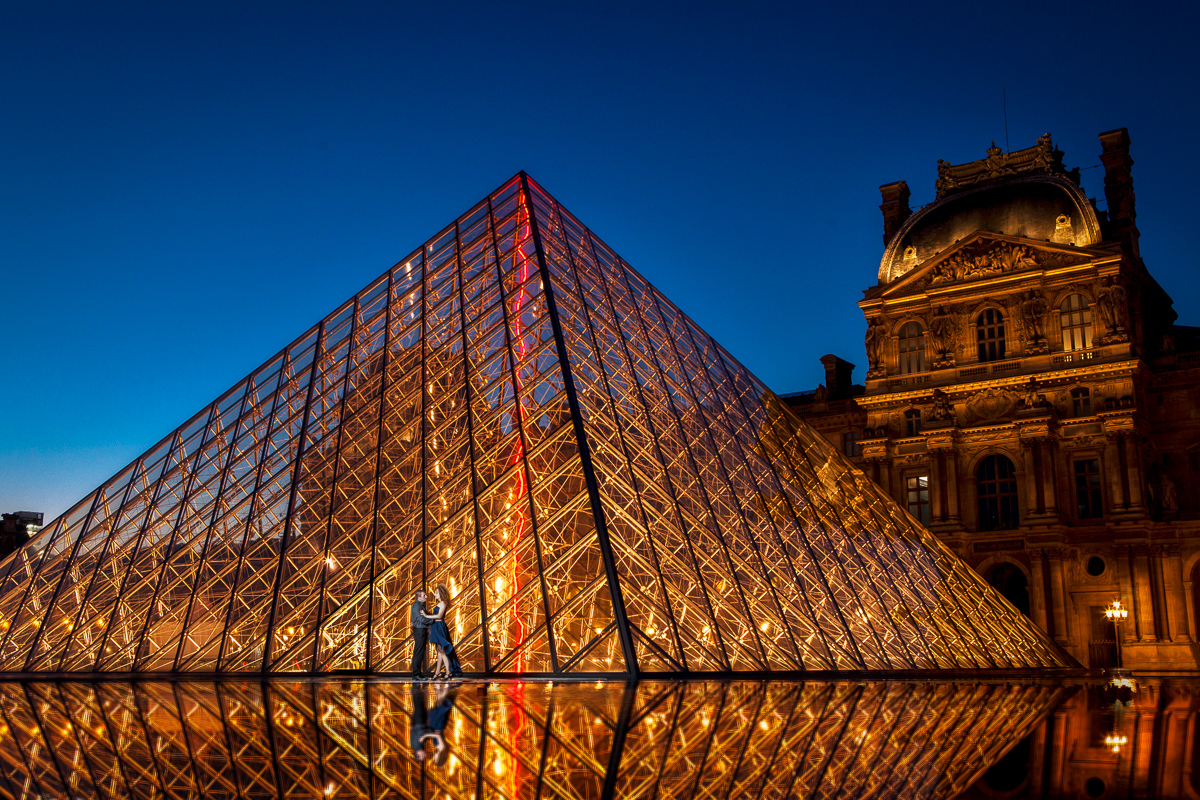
left=1104, top=600, right=1129, bottom=674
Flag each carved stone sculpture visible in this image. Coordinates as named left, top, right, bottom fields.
left=1017, top=376, right=1050, bottom=411
left=1017, top=290, right=1050, bottom=354
left=930, top=242, right=1040, bottom=285
left=1161, top=472, right=1178, bottom=514
left=865, top=318, right=887, bottom=377
left=929, top=306, right=957, bottom=367
left=1096, top=278, right=1129, bottom=343
left=966, top=387, right=1018, bottom=423
left=930, top=389, right=954, bottom=422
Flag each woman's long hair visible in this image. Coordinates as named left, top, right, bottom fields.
left=435, top=584, right=452, bottom=612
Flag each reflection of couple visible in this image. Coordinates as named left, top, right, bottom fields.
left=410, top=586, right=462, bottom=678
left=409, top=682, right=457, bottom=766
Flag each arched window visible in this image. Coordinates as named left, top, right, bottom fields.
left=976, top=309, right=1006, bottom=362
left=1071, top=387, right=1092, bottom=416
left=1060, top=293, right=1094, bottom=351
left=898, top=321, right=926, bottom=374
left=904, top=409, right=921, bottom=437
left=977, top=455, right=1019, bottom=531
left=842, top=429, right=860, bottom=457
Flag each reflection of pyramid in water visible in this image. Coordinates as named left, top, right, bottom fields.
left=0, top=680, right=1070, bottom=799
left=0, top=174, right=1073, bottom=675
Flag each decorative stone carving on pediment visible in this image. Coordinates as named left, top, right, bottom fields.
left=930, top=241, right=1039, bottom=285
left=965, top=386, right=1018, bottom=424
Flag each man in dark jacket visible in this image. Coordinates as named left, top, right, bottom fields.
left=411, top=589, right=433, bottom=678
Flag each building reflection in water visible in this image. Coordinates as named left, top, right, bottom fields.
left=0, top=679, right=1071, bottom=800
left=960, top=678, right=1200, bottom=799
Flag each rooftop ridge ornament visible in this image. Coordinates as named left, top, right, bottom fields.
left=935, top=133, right=1072, bottom=198
left=0, top=174, right=1074, bottom=676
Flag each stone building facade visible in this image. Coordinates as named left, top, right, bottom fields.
left=786, top=130, right=1200, bottom=671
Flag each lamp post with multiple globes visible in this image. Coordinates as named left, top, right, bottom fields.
left=1105, top=600, right=1129, bottom=674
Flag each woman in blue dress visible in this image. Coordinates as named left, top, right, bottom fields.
left=421, top=584, right=462, bottom=677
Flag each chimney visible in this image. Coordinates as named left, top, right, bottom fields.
left=820, top=354, right=856, bottom=398
left=1098, top=128, right=1140, bottom=260
left=879, top=181, right=912, bottom=247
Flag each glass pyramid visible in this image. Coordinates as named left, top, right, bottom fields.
left=0, top=174, right=1073, bottom=675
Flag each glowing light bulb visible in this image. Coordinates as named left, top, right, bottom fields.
left=495, top=577, right=506, bottom=593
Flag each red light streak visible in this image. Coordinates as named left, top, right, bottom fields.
left=507, top=190, right=532, bottom=673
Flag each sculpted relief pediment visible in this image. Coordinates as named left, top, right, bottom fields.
left=880, top=235, right=1098, bottom=299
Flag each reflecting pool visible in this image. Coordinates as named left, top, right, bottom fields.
left=0, top=678, right=1194, bottom=799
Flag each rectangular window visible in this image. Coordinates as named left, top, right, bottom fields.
left=906, top=475, right=931, bottom=525
left=905, top=410, right=921, bottom=437
left=1074, top=459, right=1104, bottom=519
left=842, top=430, right=860, bottom=458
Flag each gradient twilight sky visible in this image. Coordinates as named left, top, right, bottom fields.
left=2, top=1, right=1198, bottom=521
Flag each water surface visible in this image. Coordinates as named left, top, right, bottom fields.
left=0, top=678, right=1191, bottom=799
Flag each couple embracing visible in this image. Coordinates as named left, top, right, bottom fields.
left=410, top=586, right=463, bottom=678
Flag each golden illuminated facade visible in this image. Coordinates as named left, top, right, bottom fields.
left=0, top=174, right=1069, bottom=676
left=788, top=130, right=1200, bottom=671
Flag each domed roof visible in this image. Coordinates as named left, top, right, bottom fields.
left=879, top=143, right=1103, bottom=284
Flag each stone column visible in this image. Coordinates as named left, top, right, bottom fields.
left=1105, top=434, right=1127, bottom=511
left=879, top=458, right=893, bottom=500
left=1116, top=547, right=1138, bottom=644
left=1038, top=437, right=1058, bottom=517
left=944, top=447, right=961, bottom=523
left=928, top=453, right=944, bottom=524
left=1029, top=552, right=1050, bottom=634
left=1046, top=549, right=1071, bottom=645
left=1185, top=575, right=1198, bottom=644
left=1162, top=544, right=1191, bottom=643
left=1131, top=545, right=1158, bottom=642
left=1020, top=439, right=1040, bottom=517
left=1124, top=435, right=1145, bottom=511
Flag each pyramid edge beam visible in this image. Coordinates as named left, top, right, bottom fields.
left=521, top=172, right=639, bottom=678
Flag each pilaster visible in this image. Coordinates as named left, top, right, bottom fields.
left=1161, top=544, right=1191, bottom=643
left=1131, top=544, right=1158, bottom=642
left=1046, top=548, right=1072, bottom=646
left=1029, top=552, right=1050, bottom=634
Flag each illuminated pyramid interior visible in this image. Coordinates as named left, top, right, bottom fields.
left=0, top=174, right=1073, bottom=675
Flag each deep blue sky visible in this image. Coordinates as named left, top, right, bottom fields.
left=3, top=1, right=1198, bottom=520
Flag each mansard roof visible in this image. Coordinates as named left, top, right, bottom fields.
left=878, top=135, right=1104, bottom=285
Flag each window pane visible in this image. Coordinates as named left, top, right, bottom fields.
left=977, top=455, right=1019, bottom=530
left=906, top=475, right=930, bottom=525
left=899, top=322, right=926, bottom=375
left=977, top=310, right=1006, bottom=363
left=1060, top=294, right=1093, bottom=352
left=1074, top=459, right=1103, bottom=518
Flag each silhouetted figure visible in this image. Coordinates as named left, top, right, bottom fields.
left=410, top=589, right=432, bottom=678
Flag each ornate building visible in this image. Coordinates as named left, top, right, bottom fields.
left=786, top=129, right=1200, bottom=671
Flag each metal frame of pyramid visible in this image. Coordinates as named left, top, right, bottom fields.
left=0, top=174, right=1075, bottom=676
